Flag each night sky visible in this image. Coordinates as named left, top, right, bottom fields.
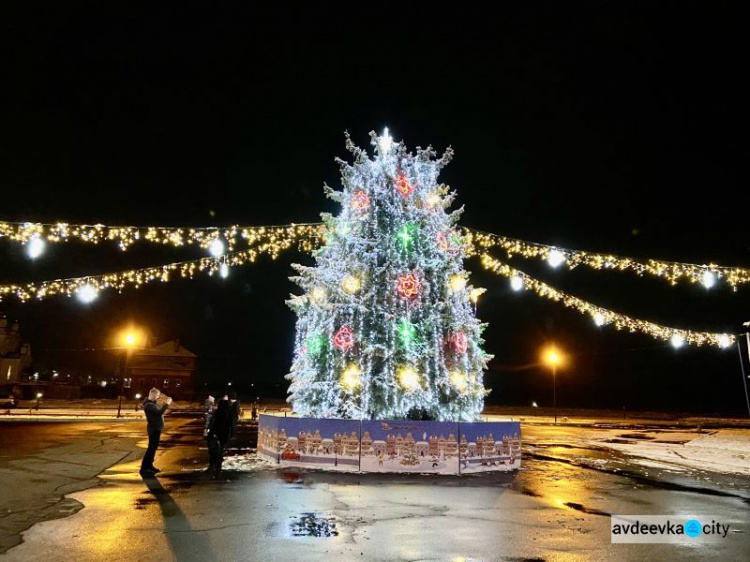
left=1, top=5, right=748, bottom=414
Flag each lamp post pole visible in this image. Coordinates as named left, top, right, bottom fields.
left=116, top=350, right=126, bottom=419
left=116, top=332, right=136, bottom=419
left=553, top=363, right=557, bottom=424
left=737, top=327, right=750, bottom=418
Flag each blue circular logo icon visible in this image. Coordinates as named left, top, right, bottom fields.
left=685, top=519, right=702, bottom=538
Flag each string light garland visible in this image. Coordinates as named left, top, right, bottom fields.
left=6, top=218, right=749, bottom=292
left=479, top=253, right=735, bottom=348
left=0, top=235, right=312, bottom=303
left=0, top=220, right=324, bottom=253
left=466, top=229, right=750, bottom=291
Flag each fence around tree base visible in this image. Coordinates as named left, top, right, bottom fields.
left=258, top=413, right=521, bottom=474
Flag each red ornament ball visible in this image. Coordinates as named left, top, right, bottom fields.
left=351, top=190, right=370, bottom=211
left=394, top=175, right=416, bottom=197
left=333, top=326, right=355, bottom=351
left=396, top=273, right=421, bottom=299
left=449, top=331, right=469, bottom=353
left=436, top=232, right=449, bottom=252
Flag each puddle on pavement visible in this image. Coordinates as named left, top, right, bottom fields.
left=562, top=501, right=611, bottom=517
left=287, top=513, right=338, bottom=537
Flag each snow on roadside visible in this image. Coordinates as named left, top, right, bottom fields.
left=587, top=429, right=750, bottom=476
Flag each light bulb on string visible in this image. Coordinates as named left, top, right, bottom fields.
left=76, top=284, right=99, bottom=304
left=342, top=275, right=361, bottom=295
left=398, top=367, right=419, bottom=391
left=27, top=236, right=46, bottom=259
left=670, top=334, right=685, bottom=349
left=547, top=249, right=566, bottom=268
left=209, top=238, right=225, bottom=257
left=341, top=364, right=361, bottom=390
left=510, top=275, right=524, bottom=291
left=449, top=275, right=466, bottom=293
left=450, top=370, right=468, bottom=392
left=718, top=334, right=732, bottom=348
left=220, top=262, right=229, bottom=279
left=702, top=271, right=716, bottom=289
left=469, top=288, right=485, bottom=303
left=593, top=312, right=606, bottom=326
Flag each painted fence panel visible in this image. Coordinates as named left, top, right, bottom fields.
left=458, top=421, right=522, bottom=473
left=259, top=414, right=522, bottom=474
left=360, top=420, right=460, bottom=474
left=258, top=414, right=361, bottom=471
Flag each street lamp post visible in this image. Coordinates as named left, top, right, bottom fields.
left=116, top=331, right=137, bottom=419
left=543, top=347, right=564, bottom=424
left=737, top=323, right=750, bottom=418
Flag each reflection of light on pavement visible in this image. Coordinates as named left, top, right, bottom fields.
left=83, top=487, right=135, bottom=556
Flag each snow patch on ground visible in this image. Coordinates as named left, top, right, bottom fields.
left=221, top=453, right=277, bottom=472
left=587, top=429, right=750, bottom=476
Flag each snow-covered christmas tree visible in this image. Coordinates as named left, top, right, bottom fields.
left=286, top=130, right=491, bottom=421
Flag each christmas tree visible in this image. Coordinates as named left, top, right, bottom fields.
left=286, top=130, right=491, bottom=421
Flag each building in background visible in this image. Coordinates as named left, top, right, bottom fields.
left=126, top=339, right=196, bottom=399
left=0, top=316, right=31, bottom=384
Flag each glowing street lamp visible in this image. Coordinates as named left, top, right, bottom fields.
left=542, top=346, right=565, bottom=424
left=117, top=329, right=140, bottom=418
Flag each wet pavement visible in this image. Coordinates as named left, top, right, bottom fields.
left=0, top=419, right=748, bottom=561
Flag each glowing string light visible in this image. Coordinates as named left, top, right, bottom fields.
left=702, top=271, right=716, bottom=289
left=479, top=253, right=734, bottom=348
left=341, top=364, right=362, bottom=390
left=397, top=318, right=417, bottom=348
left=76, top=284, right=98, bottom=304
left=398, top=367, right=419, bottom=391
left=510, top=275, right=524, bottom=291
left=396, top=223, right=416, bottom=251
left=547, top=249, right=566, bottom=268
left=27, top=236, right=46, bottom=259
left=450, top=370, right=468, bottom=391
left=341, top=275, right=361, bottom=295
left=449, top=275, right=466, bottom=293
left=466, top=228, right=750, bottom=290
left=209, top=238, right=225, bottom=257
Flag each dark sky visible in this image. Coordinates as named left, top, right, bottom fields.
left=1, top=4, right=748, bottom=414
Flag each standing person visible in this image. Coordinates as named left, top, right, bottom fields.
left=140, top=388, right=172, bottom=476
left=204, top=395, right=215, bottom=437
left=207, top=398, right=232, bottom=475
left=228, top=391, right=241, bottom=439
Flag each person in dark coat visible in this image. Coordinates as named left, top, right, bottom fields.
left=140, top=388, right=172, bottom=475
left=204, top=395, right=215, bottom=436
left=228, top=391, right=241, bottom=439
left=207, top=398, right=232, bottom=474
